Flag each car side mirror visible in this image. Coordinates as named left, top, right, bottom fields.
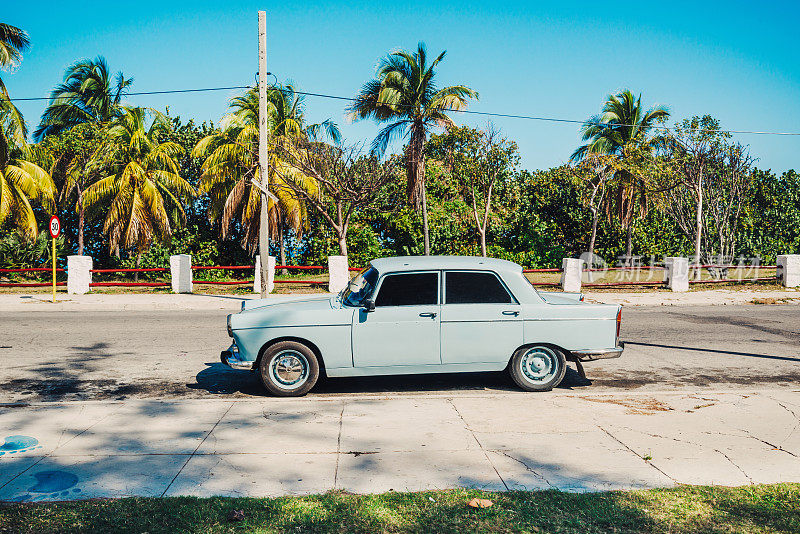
left=363, top=299, right=376, bottom=312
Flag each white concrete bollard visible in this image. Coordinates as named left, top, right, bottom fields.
left=776, top=254, right=800, bottom=287
left=67, top=255, right=93, bottom=295
left=253, top=255, right=276, bottom=294
left=560, top=258, right=584, bottom=293
left=327, top=255, right=349, bottom=293
left=664, top=257, right=689, bottom=292
left=169, top=254, right=193, bottom=293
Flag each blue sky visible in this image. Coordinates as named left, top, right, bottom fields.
left=6, top=1, right=800, bottom=172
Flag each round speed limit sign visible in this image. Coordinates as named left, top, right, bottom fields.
left=49, top=215, right=61, bottom=239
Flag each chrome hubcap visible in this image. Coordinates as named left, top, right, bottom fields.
left=521, top=347, right=558, bottom=382
left=270, top=351, right=308, bottom=389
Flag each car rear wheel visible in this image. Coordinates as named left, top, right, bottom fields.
left=509, top=345, right=566, bottom=392
left=259, top=341, right=319, bottom=397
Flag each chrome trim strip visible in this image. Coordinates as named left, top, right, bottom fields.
left=221, top=344, right=255, bottom=370
left=523, top=318, right=615, bottom=321
left=233, top=323, right=350, bottom=331
left=571, top=342, right=624, bottom=361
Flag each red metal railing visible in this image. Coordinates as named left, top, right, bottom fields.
left=1, top=261, right=781, bottom=291
left=0, top=266, right=66, bottom=288
left=0, top=267, right=66, bottom=273
left=191, top=265, right=253, bottom=285
left=192, top=264, right=326, bottom=285
left=87, top=267, right=169, bottom=288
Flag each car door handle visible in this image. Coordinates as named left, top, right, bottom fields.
left=419, top=312, right=437, bottom=318
left=502, top=310, right=520, bottom=316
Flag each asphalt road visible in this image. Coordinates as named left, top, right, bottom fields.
left=1, top=305, right=798, bottom=402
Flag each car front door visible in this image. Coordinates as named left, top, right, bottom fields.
left=440, top=270, right=522, bottom=364
left=352, top=271, right=441, bottom=367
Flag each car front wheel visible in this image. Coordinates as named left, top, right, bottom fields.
left=259, top=341, right=319, bottom=397
left=509, top=345, right=566, bottom=392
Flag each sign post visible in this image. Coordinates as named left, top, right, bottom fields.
left=49, top=215, right=61, bottom=303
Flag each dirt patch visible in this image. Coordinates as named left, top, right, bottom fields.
left=0, top=377, right=259, bottom=403
left=578, top=395, right=673, bottom=414
left=749, top=297, right=797, bottom=305
left=589, top=368, right=800, bottom=389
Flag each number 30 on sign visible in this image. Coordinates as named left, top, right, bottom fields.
left=49, top=215, right=61, bottom=239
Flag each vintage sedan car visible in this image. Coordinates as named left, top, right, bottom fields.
left=221, top=256, right=623, bottom=396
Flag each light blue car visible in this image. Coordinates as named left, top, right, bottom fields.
left=222, top=256, right=623, bottom=396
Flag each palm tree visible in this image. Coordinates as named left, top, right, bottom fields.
left=193, top=83, right=335, bottom=256
left=349, top=42, right=478, bottom=255
left=0, top=22, right=29, bottom=94
left=571, top=89, right=669, bottom=261
left=35, top=57, right=132, bottom=140
left=0, top=23, right=55, bottom=239
left=0, top=113, right=56, bottom=239
left=82, top=107, right=194, bottom=262
left=0, top=23, right=30, bottom=146
left=35, top=57, right=131, bottom=255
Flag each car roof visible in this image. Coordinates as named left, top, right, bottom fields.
left=369, top=255, right=522, bottom=275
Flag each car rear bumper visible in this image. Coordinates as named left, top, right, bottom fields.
left=571, top=341, right=624, bottom=362
left=220, top=343, right=255, bottom=370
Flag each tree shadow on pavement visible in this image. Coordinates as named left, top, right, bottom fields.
left=189, top=362, right=591, bottom=397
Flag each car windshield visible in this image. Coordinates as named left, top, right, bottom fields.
left=342, top=267, right=379, bottom=307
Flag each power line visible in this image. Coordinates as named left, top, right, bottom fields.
left=6, top=85, right=252, bottom=101
left=289, top=89, right=800, bottom=136
left=6, top=84, right=800, bottom=137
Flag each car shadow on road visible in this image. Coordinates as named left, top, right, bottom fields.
left=189, top=362, right=591, bottom=397
left=626, top=341, right=800, bottom=362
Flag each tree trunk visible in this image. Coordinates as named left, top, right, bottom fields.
left=588, top=208, right=599, bottom=263
left=77, top=200, right=85, bottom=256
left=337, top=231, right=348, bottom=256
left=624, top=223, right=634, bottom=265
left=278, top=221, right=287, bottom=275
left=421, top=179, right=430, bottom=256
left=407, top=124, right=426, bottom=210
left=693, top=180, right=703, bottom=277
left=479, top=228, right=487, bottom=257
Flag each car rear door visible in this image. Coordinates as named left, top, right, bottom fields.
left=351, top=271, right=441, bottom=367
left=440, top=270, right=522, bottom=364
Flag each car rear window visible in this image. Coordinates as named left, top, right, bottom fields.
left=445, top=271, right=513, bottom=304
left=375, top=272, right=438, bottom=307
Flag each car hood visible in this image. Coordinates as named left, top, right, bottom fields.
left=241, top=294, right=335, bottom=312
left=232, top=294, right=350, bottom=330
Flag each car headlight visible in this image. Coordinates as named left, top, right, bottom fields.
left=227, top=314, right=233, bottom=337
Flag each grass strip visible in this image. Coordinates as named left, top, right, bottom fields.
left=1, top=483, right=798, bottom=533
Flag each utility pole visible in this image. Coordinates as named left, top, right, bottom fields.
left=257, top=10, right=269, bottom=298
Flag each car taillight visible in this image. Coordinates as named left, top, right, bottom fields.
left=616, top=308, right=622, bottom=342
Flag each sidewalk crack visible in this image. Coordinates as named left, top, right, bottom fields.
left=160, top=402, right=234, bottom=497
left=449, top=398, right=509, bottom=491
left=737, top=428, right=798, bottom=458
left=498, top=451, right=554, bottom=489
left=598, top=425, right=678, bottom=484
left=333, top=402, right=345, bottom=490
left=714, top=448, right=753, bottom=484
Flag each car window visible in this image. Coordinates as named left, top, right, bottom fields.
left=445, top=271, right=514, bottom=304
left=375, top=272, right=438, bottom=307
left=342, top=267, right=379, bottom=307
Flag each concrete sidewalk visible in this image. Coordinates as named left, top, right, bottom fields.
left=1, top=287, right=799, bottom=312
left=1, top=389, right=798, bottom=501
